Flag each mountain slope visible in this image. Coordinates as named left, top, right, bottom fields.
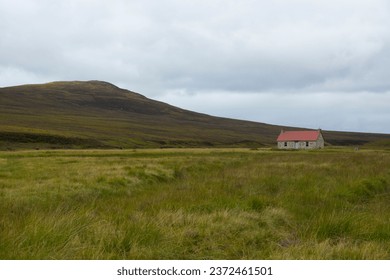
left=0, top=81, right=389, bottom=149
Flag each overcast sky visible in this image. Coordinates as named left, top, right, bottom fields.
left=1, top=0, right=389, bottom=133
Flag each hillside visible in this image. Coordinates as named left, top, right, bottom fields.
left=0, top=81, right=389, bottom=149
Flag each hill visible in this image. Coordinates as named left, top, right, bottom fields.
left=0, top=81, right=389, bottom=149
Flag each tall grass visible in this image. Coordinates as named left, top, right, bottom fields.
left=0, top=148, right=389, bottom=259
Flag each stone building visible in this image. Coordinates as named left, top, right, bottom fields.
left=277, top=130, right=324, bottom=149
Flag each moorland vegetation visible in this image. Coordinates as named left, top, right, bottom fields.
left=1, top=148, right=389, bottom=259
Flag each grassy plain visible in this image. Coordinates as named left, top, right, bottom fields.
left=0, top=148, right=390, bottom=259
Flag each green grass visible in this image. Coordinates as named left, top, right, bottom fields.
left=1, top=148, right=390, bottom=259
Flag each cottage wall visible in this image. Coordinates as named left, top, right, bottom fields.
left=316, top=134, right=324, bottom=148
left=278, top=141, right=315, bottom=149
left=277, top=137, right=324, bottom=149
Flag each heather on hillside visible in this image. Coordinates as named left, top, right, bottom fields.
left=1, top=81, right=389, bottom=150
left=1, top=148, right=389, bottom=259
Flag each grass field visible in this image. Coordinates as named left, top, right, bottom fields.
left=1, top=148, right=390, bottom=259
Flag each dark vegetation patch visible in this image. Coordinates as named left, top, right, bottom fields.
left=326, top=139, right=369, bottom=146
left=0, top=132, right=104, bottom=148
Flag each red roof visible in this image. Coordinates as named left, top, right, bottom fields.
left=277, top=130, right=321, bottom=141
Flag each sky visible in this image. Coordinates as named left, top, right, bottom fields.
left=1, top=0, right=389, bottom=133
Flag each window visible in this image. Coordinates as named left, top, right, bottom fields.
left=284, top=142, right=287, bottom=147
left=306, top=141, right=309, bottom=147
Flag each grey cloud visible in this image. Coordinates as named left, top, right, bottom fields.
left=1, top=0, right=389, bottom=93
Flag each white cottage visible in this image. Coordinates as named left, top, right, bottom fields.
left=277, top=130, right=324, bottom=149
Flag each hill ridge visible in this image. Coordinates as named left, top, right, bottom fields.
left=0, top=80, right=389, bottom=149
